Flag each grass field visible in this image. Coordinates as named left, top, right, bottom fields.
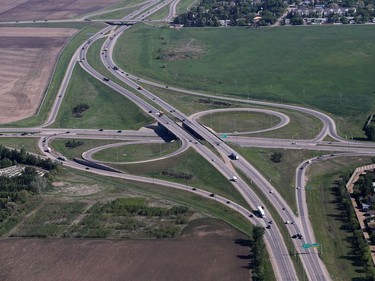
left=67, top=197, right=193, bottom=239
left=306, top=156, right=372, bottom=281
left=0, top=137, right=41, bottom=154
left=1, top=23, right=105, bottom=128
left=199, top=111, right=281, bottom=133
left=51, top=166, right=254, bottom=235
left=12, top=200, right=86, bottom=238
left=114, top=24, right=375, bottom=138
left=112, top=148, right=250, bottom=208
left=234, top=147, right=330, bottom=213
left=51, top=138, right=121, bottom=159
left=92, top=141, right=181, bottom=162
left=51, top=64, right=153, bottom=129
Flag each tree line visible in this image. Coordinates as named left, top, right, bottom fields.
left=337, top=174, right=375, bottom=280
left=0, top=146, right=59, bottom=235
left=0, top=145, right=59, bottom=171
left=173, top=0, right=286, bottom=27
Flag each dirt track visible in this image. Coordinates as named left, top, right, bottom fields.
left=0, top=27, right=75, bottom=124
left=0, top=219, right=250, bottom=281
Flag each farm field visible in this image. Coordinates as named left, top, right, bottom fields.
left=0, top=218, right=250, bottom=281
left=115, top=24, right=375, bottom=137
left=0, top=0, right=121, bottom=21
left=0, top=27, right=75, bottom=124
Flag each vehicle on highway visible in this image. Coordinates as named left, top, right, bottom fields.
left=57, top=156, right=67, bottom=161
left=269, top=190, right=274, bottom=194
left=112, top=66, right=118, bottom=70
left=257, top=206, right=265, bottom=217
left=266, top=225, right=271, bottom=229
left=117, top=130, right=122, bottom=133
left=209, top=193, right=215, bottom=197
left=98, top=129, right=103, bottom=131
left=103, top=77, right=109, bottom=82
left=45, top=147, right=52, bottom=153
left=231, top=176, right=238, bottom=182
left=285, top=220, right=290, bottom=224
left=230, top=153, right=239, bottom=160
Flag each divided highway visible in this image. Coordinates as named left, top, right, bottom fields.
left=3, top=1, right=375, bottom=280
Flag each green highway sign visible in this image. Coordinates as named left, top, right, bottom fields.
left=221, top=134, right=228, bottom=138
left=302, top=243, right=321, bottom=249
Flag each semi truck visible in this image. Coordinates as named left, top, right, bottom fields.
left=257, top=206, right=265, bottom=217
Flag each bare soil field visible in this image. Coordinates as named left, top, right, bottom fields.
left=0, top=27, right=75, bottom=124
left=0, top=0, right=121, bottom=21
left=0, top=219, right=250, bottom=281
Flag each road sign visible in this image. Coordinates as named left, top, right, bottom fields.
left=221, top=134, right=228, bottom=138
left=302, top=243, right=320, bottom=249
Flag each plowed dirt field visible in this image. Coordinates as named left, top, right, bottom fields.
left=0, top=219, right=250, bottom=281
left=0, top=27, right=75, bottom=124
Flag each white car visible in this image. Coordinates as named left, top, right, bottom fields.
left=285, top=221, right=290, bottom=224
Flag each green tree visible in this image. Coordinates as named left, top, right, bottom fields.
left=364, top=124, right=375, bottom=141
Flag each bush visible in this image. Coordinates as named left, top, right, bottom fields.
left=270, top=152, right=283, bottom=163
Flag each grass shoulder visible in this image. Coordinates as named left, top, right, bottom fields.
left=51, top=64, right=153, bottom=129
left=92, top=140, right=181, bottom=162
left=111, top=148, right=250, bottom=208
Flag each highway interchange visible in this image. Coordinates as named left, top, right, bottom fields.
left=2, top=1, right=375, bottom=280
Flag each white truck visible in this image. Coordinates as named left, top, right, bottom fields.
left=45, top=147, right=51, bottom=153
left=231, top=176, right=238, bottom=182
left=257, top=206, right=265, bottom=217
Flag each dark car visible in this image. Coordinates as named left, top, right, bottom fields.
left=99, top=129, right=103, bottom=131
left=209, top=193, right=215, bottom=197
